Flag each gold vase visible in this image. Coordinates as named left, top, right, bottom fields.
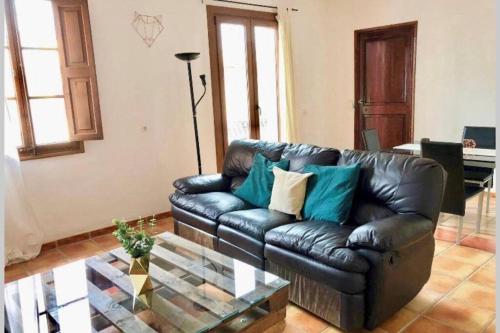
left=129, top=254, right=153, bottom=296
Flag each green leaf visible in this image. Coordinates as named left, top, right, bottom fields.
left=111, top=218, right=155, bottom=258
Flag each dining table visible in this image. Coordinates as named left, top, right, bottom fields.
left=393, top=143, right=496, bottom=169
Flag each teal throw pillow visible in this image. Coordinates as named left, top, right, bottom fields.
left=303, top=163, right=361, bottom=223
left=233, top=153, right=289, bottom=208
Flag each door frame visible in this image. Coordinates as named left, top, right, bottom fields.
left=206, top=5, right=278, bottom=171
left=354, top=21, right=417, bottom=150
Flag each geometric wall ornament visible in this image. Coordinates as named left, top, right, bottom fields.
left=131, top=12, right=165, bottom=48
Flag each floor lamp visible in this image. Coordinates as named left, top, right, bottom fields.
left=175, top=52, right=207, bottom=175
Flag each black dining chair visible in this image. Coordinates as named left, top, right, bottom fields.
left=362, top=129, right=381, bottom=152
left=463, top=126, right=495, bottom=149
left=421, top=141, right=485, bottom=244
left=362, top=128, right=413, bottom=155
left=462, top=126, right=495, bottom=214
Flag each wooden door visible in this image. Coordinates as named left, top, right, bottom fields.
left=207, top=6, right=279, bottom=171
left=355, top=22, right=417, bottom=150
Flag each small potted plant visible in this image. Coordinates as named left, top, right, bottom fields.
left=112, top=217, right=155, bottom=295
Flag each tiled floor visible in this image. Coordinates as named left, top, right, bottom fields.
left=4, top=219, right=174, bottom=283
left=434, top=195, right=496, bottom=253
left=4, top=195, right=496, bottom=333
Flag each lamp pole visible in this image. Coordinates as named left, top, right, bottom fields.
left=187, top=61, right=202, bottom=175
left=175, top=52, right=206, bottom=175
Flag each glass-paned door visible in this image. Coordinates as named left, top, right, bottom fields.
left=209, top=7, right=279, bottom=168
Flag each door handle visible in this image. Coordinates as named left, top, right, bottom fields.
left=256, top=105, right=262, bottom=116
left=358, top=99, right=366, bottom=105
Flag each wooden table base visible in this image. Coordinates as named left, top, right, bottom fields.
left=213, top=287, right=289, bottom=333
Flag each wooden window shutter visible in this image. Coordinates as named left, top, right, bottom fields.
left=52, top=0, right=103, bottom=140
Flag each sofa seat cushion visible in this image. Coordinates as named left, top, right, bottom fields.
left=218, top=224, right=265, bottom=257
left=219, top=209, right=295, bottom=241
left=265, top=244, right=366, bottom=294
left=217, top=209, right=295, bottom=266
left=217, top=231, right=265, bottom=269
left=265, top=222, right=369, bottom=273
left=170, top=192, right=253, bottom=221
left=172, top=206, right=218, bottom=235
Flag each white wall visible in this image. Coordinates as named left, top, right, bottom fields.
left=21, top=0, right=218, bottom=242
left=289, top=0, right=335, bottom=146
left=19, top=0, right=331, bottom=243
left=18, top=0, right=494, bottom=242
left=297, top=0, right=496, bottom=149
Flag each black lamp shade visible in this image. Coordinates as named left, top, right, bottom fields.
left=175, top=52, right=200, bottom=62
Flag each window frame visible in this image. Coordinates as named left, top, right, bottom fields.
left=5, top=0, right=101, bottom=161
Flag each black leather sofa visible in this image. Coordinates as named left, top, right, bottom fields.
left=169, top=140, right=446, bottom=331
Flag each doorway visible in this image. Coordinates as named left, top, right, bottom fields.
left=207, top=6, right=279, bottom=170
left=354, top=22, right=417, bottom=150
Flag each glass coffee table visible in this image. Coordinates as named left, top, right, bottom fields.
left=4, top=232, right=289, bottom=332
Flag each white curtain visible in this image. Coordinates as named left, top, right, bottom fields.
left=4, top=103, right=43, bottom=265
left=277, top=0, right=298, bottom=143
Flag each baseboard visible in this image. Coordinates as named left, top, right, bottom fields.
left=41, top=211, right=172, bottom=252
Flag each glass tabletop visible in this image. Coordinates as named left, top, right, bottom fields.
left=4, top=232, right=289, bottom=333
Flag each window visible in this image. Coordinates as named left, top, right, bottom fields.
left=4, top=0, right=102, bottom=160
left=207, top=6, right=280, bottom=170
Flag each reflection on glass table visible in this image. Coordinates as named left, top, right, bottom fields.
left=4, top=232, right=289, bottom=333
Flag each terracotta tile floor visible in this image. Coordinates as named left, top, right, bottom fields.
left=4, top=196, right=497, bottom=333
left=434, top=194, right=496, bottom=253
left=4, top=219, right=174, bottom=284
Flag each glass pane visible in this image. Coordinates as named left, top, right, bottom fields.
left=5, top=100, right=23, bottom=147
left=4, top=21, right=8, bottom=47
left=5, top=49, right=15, bottom=98
left=14, top=0, right=58, bottom=48
left=254, top=26, right=279, bottom=142
left=54, top=261, right=89, bottom=306
left=30, top=98, right=69, bottom=144
left=220, top=23, right=250, bottom=144
left=23, top=50, right=63, bottom=97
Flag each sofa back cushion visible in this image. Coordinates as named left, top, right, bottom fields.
left=281, top=143, right=341, bottom=172
left=229, top=176, right=246, bottom=192
left=223, top=140, right=288, bottom=177
left=339, top=150, right=446, bottom=224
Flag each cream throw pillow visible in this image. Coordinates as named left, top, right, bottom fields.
left=269, top=167, right=313, bottom=219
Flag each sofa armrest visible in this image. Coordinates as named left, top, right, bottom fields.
left=173, top=174, right=231, bottom=194
left=347, top=214, right=434, bottom=252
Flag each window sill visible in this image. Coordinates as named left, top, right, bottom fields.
left=18, top=141, right=85, bottom=161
